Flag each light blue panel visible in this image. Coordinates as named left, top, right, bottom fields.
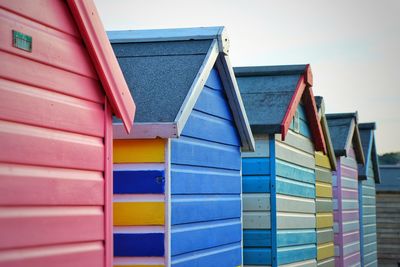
left=276, top=176, right=315, bottom=198
left=277, top=244, right=317, bottom=265
left=277, top=229, right=316, bottom=247
left=289, top=104, right=312, bottom=138
left=244, top=248, right=272, bottom=265
left=270, top=135, right=277, bottom=267
left=171, top=195, right=241, bottom=225
left=276, top=159, right=315, bottom=184
left=171, top=165, right=240, bottom=194
left=297, top=103, right=308, bottom=121
left=299, top=118, right=312, bottom=138
left=244, top=230, right=272, bottom=247
left=171, top=65, right=242, bottom=266
left=242, top=175, right=271, bottom=193
left=242, top=158, right=270, bottom=175
left=171, top=219, right=241, bottom=256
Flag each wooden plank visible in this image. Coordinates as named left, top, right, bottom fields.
left=242, top=136, right=269, bottom=158
left=243, top=211, right=271, bottom=229
left=0, top=51, right=104, bottom=104
left=277, top=212, right=315, bottom=229
left=276, top=159, right=315, bottom=184
left=114, top=169, right=165, bottom=194
left=316, top=182, right=332, bottom=198
left=277, top=129, right=315, bottom=155
left=341, top=177, right=358, bottom=189
left=243, top=175, right=271, bottom=193
left=277, top=229, right=316, bottom=247
left=343, top=221, right=359, bottom=233
left=0, top=9, right=96, bottom=78
left=171, top=195, right=240, bottom=225
left=0, top=241, right=104, bottom=267
left=275, top=141, right=315, bottom=170
left=316, top=198, right=333, bottom=213
left=280, top=259, right=317, bottom=267
left=343, top=251, right=361, bottom=266
left=243, top=193, right=270, bottom=211
left=276, top=176, right=315, bottom=199
left=317, top=257, right=334, bottom=267
left=0, top=79, right=104, bottom=137
left=315, top=152, right=331, bottom=169
left=243, top=229, right=271, bottom=247
left=171, top=164, right=240, bottom=194
left=0, top=120, right=104, bottom=171
left=276, top=194, right=315, bottom=213
left=113, top=202, right=165, bottom=226
left=317, top=229, right=334, bottom=244
left=317, top=242, right=334, bottom=260
left=242, top=158, right=270, bottom=175
left=341, top=155, right=358, bottom=169
left=315, top=167, right=332, bottom=183
left=171, top=219, right=241, bottom=256
left=0, top=163, right=103, bottom=205
left=114, top=139, right=165, bottom=163
left=343, top=241, right=360, bottom=256
left=244, top=247, right=272, bottom=265
left=342, top=199, right=359, bottom=210
left=0, top=206, right=103, bottom=249
left=277, top=244, right=316, bottom=265
left=317, top=213, right=333, bottom=228
left=194, top=86, right=233, bottom=121
left=114, top=233, right=164, bottom=257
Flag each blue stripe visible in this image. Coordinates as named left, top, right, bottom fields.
left=277, top=230, right=316, bottom=247
left=243, top=248, right=272, bottom=265
left=113, top=170, right=164, bottom=194
left=242, top=158, right=270, bottom=175
left=205, top=68, right=223, bottom=91
left=358, top=180, right=365, bottom=267
left=244, top=230, right=271, bottom=247
left=270, top=135, right=277, bottom=267
left=276, top=159, right=315, bottom=184
left=242, top=175, right=271, bottom=193
left=299, top=118, right=312, bottom=138
left=194, top=87, right=233, bottom=121
left=171, top=220, right=241, bottom=256
left=277, top=244, right=316, bottom=265
left=276, top=177, right=315, bottom=198
left=114, top=233, right=164, bottom=257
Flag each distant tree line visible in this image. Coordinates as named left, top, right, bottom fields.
left=379, top=152, right=400, bottom=165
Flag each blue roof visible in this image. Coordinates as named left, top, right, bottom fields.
left=358, top=123, right=380, bottom=183
left=326, top=112, right=365, bottom=164
left=377, top=165, right=400, bottom=192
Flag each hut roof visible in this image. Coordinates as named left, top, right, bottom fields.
left=358, top=123, right=380, bottom=183
left=234, top=65, right=326, bottom=153
left=377, top=165, right=400, bottom=192
left=326, top=112, right=365, bottom=164
left=67, top=0, right=135, bottom=132
left=108, top=27, right=254, bottom=151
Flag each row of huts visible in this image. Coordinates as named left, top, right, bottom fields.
left=0, top=1, right=383, bottom=267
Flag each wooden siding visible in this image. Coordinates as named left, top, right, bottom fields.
left=113, top=139, right=166, bottom=267
left=242, top=135, right=272, bottom=266
left=0, top=2, right=113, bottom=267
left=170, top=68, right=242, bottom=266
left=315, top=151, right=334, bottom=267
left=376, top=192, right=400, bottom=267
left=333, top=145, right=361, bottom=267
left=359, top=159, right=378, bottom=267
left=275, top=107, right=317, bottom=267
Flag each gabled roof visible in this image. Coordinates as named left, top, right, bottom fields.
left=326, top=112, right=365, bottom=164
left=67, top=0, right=135, bottom=132
left=358, top=123, right=380, bottom=183
left=377, top=165, right=400, bottom=192
left=234, top=65, right=326, bottom=153
left=108, top=27, right=254, bottom=151
left=315, top=96, right=337, bottom=171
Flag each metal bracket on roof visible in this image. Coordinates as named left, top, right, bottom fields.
left=217, top=27, right=230, bottom=55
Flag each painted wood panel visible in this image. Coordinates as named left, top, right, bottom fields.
left=171, top=67, right=242, bottom=266
left=114, top=139, right=165, bottom=163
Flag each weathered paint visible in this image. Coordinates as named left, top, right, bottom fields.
left=0, top=1, right=135, bottom=266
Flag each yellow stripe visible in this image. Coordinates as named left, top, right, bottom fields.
left=114, top=202, right=165, bottom=226
left=316, top=213, right=333, bottom=228
left=315, top=151, right=331, bottom=169
left=316, top=181, right=332, bottom=198
left=114, top=139, right=165, bottom=163
left=317, top=242, right=334, bottom=260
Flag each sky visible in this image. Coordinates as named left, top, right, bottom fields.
left=95, top=0, right=400, bottom=154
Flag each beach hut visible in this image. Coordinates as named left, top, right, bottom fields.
left=357, top=123, right=380, bottom=267
left=234, top=65, right=327, bottom=267
left=376, top=165, right=400, bottom=267
left=108, top=27, right=255, bottom=267
left=0, top=1, right=135, bottom=267
left=315, top=97, right=337, bottom=267
left=326, top=113, right=365, bottom=267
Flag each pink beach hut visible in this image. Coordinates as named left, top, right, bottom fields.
left=0, top=1, right=135, bottom=266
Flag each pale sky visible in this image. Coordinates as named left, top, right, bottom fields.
left=95, top=0, right=400, bottom=154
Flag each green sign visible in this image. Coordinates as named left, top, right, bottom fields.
left=13, top=30, right=32, bottom=52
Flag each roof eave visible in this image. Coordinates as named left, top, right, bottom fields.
left=67, top=0, right=135, bottom=133
left=113, top=122, right=178, bottom=139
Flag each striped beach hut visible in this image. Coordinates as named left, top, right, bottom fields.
left=326, top=113, right=365, bottom=267
left=358, top=123, right=380, bottom=267
left=235, top=65, right=327, bottom=267
left=376, top=165, right=400, bottom=266
left=108, top=27, right=255, bottom=267
left=0, top=1, right=135, bottom=266
left=314, top=97, right=337, bottom=267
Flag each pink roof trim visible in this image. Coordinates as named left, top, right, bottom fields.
left=67, top=0, right=135, bottom=133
